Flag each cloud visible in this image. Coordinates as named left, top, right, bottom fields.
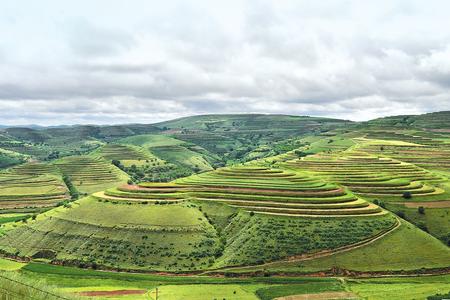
left=0, top=0, right=449, bottom=125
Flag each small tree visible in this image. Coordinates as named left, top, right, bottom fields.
left=395, top=211, right=405, bottom=219
left=402, top=192, right=412, bottom=199
left=418, top=206, right=425, bottom=214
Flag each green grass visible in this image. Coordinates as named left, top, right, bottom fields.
left=255, top=281, right=344, bottom=300
left=0, top=271, right=82, bottom=300
left=149, top=284, right=261, bottom=300
left=386, top=203, right=450, bottom=245
left=0, top=258, right=25, bottom=271
left=0, top=197, right=222, bottom=272
left=119, top=134, right=185, bottom=148
left=0, top=213, right=31, bottom=224
left=246, top=220, right=450, bottom=273
left=348, top=275, right=450, bottom=300
left=53, top=156, right=129, bottom=194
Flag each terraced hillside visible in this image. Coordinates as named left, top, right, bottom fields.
left=0, top=148, right=27, bottom=169
left=281, top=134, right=450, bottom=245
left=0, top=165, right=406, bottom=272
left=53, top=156, right=128, bottom=194
left=156, top=114, right=352, bottom=162
left=355, top=137, right=450, bottom=171
left=285, top=152, right=446, bottom=201
left=0, top=197, right=221, bottom=272
left=120, top=134, right=220, bottom=171
left=0, top=173, right=69, bottom=213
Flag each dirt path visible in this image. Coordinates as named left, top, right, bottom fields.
left=275, top=291, right=358, bottom=300
left=394, top=200, right=450, bottom=208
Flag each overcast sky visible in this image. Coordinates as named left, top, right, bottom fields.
left=1, top=0, right=450, bottom=125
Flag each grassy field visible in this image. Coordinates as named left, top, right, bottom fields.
left=7, top=262, right=449, bottom=300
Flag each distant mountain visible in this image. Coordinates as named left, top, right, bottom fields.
left=155, top=113, right=351, bottom=131
left=364, top=111, right=450, bottom=129
left=1, top=124, right=162, bottom=144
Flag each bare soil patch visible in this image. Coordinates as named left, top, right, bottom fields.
left=402, top=201, right=450, bottom=208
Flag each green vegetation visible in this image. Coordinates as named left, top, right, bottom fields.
left=0, top=271, right=81, bottom=300
left=0, top=112, right=449, bottom=299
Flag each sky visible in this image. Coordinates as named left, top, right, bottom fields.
left=1, top=0, right=450, bottom=125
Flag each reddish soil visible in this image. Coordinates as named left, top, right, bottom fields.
left=401, top=201, right=450, bottom=208
left=122, top=184, right=344, bottom=196
left=78, top=289, right=147, bottom=296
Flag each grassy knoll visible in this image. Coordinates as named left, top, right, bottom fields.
left=385, top=202, right=450, bottom=245
left=214, top=212, right=396, bottom=268
left=92, top=166, right=398, bottom=270
left=0, top=197, right=222, bottom=272
left=232, top=220, right=450, bottom=274
left=119, top=134, right=219, bottom=176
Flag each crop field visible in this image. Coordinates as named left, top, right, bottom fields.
left=0, top=113, right=449, bottom=299
left=0, top=164, right=404, bottom=274
left=53, top=156, right=129, bottom=194
left=0, top=172, right=69, bottom=212
left=92, top=143, right=155, bottom=162
left=285, top=153, right=446, bottom=200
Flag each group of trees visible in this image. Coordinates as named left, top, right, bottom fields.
left=112, top=159, right=192, bottom=183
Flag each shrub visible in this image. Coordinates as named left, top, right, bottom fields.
left=418, top=206, right=425, bottom=214
left=402, top=192, right=412, bottom=199
left=395, top=211, right=405, bottom=219
left=417, top=221, right=428, bottom=232
left=62, top=175, right=79, bottom=200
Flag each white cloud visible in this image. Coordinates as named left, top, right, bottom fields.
left=0, top=0, right=449, bottom=125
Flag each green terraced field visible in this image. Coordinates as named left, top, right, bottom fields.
left=0, top=172, right=69, bottom=212
left=0, top=112, right=449, bottom=299
left=0, top=197, right=222, bottom=272
left=52, top=156, right=129, bottom=194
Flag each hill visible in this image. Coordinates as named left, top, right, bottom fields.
left=365, top=111, right=450, bottom=130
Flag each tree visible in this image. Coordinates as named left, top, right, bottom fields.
left=402, top=192, right=412, bottom=199
left=395, top=211, right=405, bottom=219
left=418, top=206, right=425, bottom=214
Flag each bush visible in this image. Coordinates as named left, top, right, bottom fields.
left=402, top=192, right=412, bottom=199
left=418, top=206, right=425, bottom=214
left=395, top=211, right=405, bottom=219
left=62, top=175, right=79, bottom=200
left=417, top=221, right=428, bottom=232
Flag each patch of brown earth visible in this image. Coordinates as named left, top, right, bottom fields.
left=402, top=201, right=450, bottom=208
